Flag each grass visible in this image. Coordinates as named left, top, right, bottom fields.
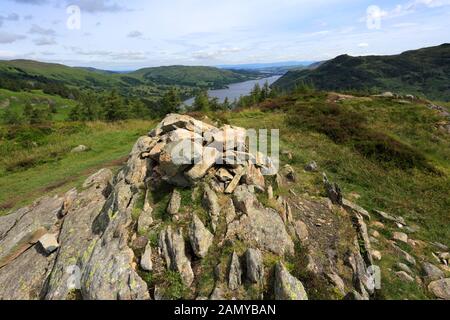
left=0, top=119, right=156, bottom=214
left=218, top=91, right=449, bottom=300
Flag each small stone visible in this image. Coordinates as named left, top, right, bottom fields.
left=396, top=271, right=415, bottom=282
left=304, top=161, right=318, bottom=172
left=393, top=232, right=408, bottom=243
left=267, top=185, right=274, bottom=200
left=38, top=233, right=59, bottom=254
left=216, top=168, right=234, bottom=182
left=71, top=145, right=89, bottom=153
left=371, top=250, right=382, bottom=261
left=371, top=221, right=385, bottom=229
left=370, top=230, right=380, bottom=238
left=397, top=263, right=413, bottom=275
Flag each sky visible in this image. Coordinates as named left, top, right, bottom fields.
left=0, top=0, right=449, bottom=70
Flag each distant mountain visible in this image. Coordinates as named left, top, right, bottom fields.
left=273, top=44, right=450, bottom=101
left=218, top=61, right=315, bottom=74
left=129, top=65, right=259, bottom=89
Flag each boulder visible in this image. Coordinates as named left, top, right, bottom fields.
left=422, top=262, right=444, bottom=282
left=159, top=226, right=194, bottom=286
left=167, top=190, right=182, bottom=215
left=202, top=185, right=221, bottom=231
left=393, top=232, right=408, bottom=244
left=38, top=233, right=59, bottom=254
left=391, top=243, right=416, bottom=265
left=325, top=272, right=346, bottom=296
left=189, top=214, right=214, bottom=258
left=228, top=251, right=242, bottom=290
left=216, top=168, right=234, bottom=182
left=232, top=185, right=257, bottom=215
left=185, top=147, right=220, bottom=182
left=138, top=207, right=153, bottom=232
left=243, top=163, right=265, bottom=189
left=159, top=141, right=202, bottom=179
left=428, top=278, right=450, bottom=300
left=226, top=202, right=294, bottom=256
left=141, top=243, right=153, bottom=272
left=293, top=220, right=309, bottom=243
left=274, top=262, right=308, bottom=300
left=245, top=248, right=264, bottom=284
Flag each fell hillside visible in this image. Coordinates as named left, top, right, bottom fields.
left=273, top=44, right=450, bottom=101
left=0, top=90, right=449, bottom=300
left=0, top=60, right=259, bottom=100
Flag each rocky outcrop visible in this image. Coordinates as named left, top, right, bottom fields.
left=159, top=226, right=194, bottom=287
left=428, top=278, right=450, bottom=300
left=274, top=262, right=308, bottom=300
left=167, top=190, right=181, bottom=216
left=189, top=214, right=213, bottom=258
left=1, top=113, right=421, bottom=301
left=228, top=251, right=242, bottom=290
left=245, top=248, right=264, bottom=284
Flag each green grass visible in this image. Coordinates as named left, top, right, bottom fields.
left=221, top=91, right=449, bottom=299
left=0, top=119, right=156, bottom=214
left=0, top=88, right=77, bottom=122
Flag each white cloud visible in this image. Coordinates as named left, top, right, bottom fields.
left=358, top=42, right=369, bottom=47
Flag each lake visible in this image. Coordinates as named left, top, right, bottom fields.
left=183, top=75, right=282, bottom=106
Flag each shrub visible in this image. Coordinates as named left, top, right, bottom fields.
left=286, top=102, right=437, bottom=172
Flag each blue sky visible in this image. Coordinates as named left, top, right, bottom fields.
left=0, top=0, right=449, bottom=70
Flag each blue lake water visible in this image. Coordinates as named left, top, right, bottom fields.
left=183, top=75, right=282, bottom=106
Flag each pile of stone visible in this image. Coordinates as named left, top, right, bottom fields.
left=139, top=114, right=274, bottom=191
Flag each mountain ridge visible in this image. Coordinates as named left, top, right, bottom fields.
left=273, top=43, right=450, bottom=101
